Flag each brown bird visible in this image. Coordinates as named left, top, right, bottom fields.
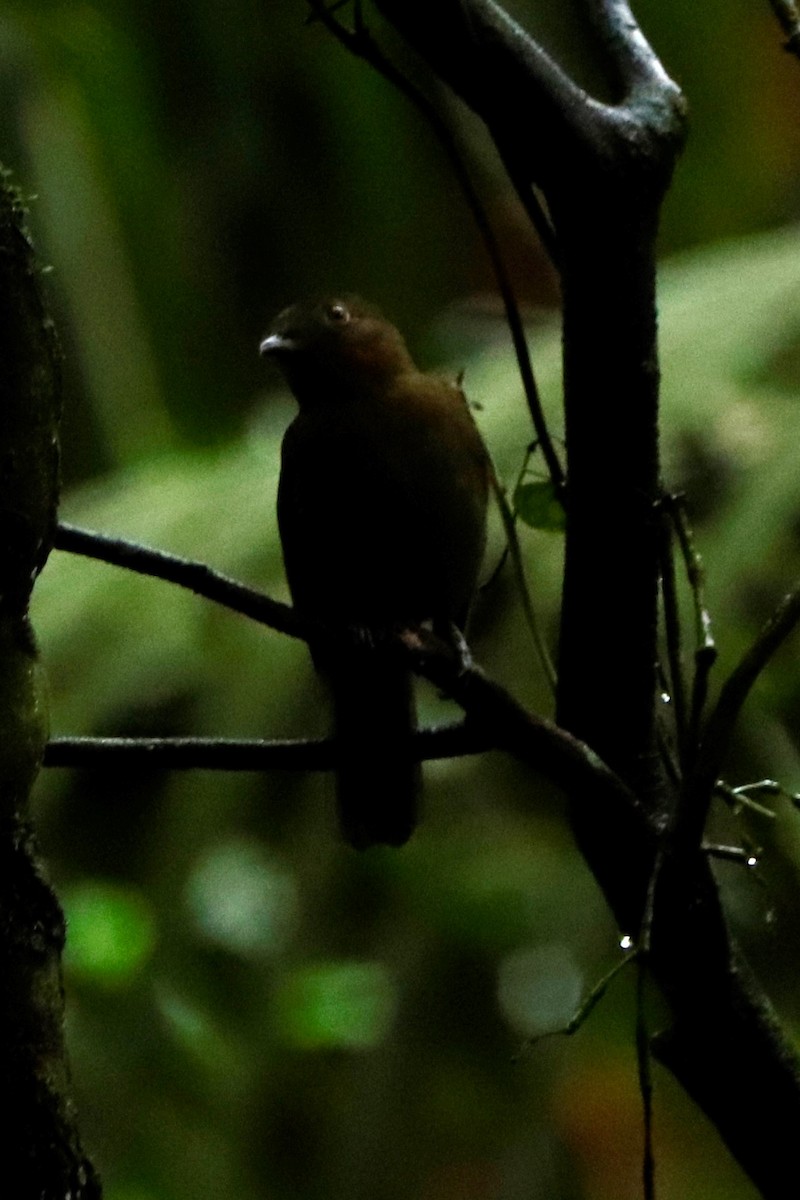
left=260, top=296, right=489, bottom=849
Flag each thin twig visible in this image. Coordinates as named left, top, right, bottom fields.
left=305, top=0, right=565, bottom=492
left=703, top=843, right=760, bottom=867
left=658, top=502, right=687, bottom=760
left=453, top=0, right=561, bottom=262
left=663, top=494, right=716, bottom=756
left=714, top=779, right=779, bottom=821
left=44, top=735, right=335, bottom=771
left=678, top=579, right=800, bottom=855
left=517, top=949, right=637, bottom=1054
left=487, top=453, right=558, bottom=692
left=668, top=493, right=715, bottom=652
left=495, top=147, right=561, bottom=266
left=54, top=522, right=304, bottom=638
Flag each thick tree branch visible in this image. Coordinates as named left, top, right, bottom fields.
left=374, top=0, right=598, bottom=179
left=373, top=0, right=685, bottom=189
left=360, top=6, right=800, bottom=1193
left=371, top=0, right=685, bottom=783
left=404, top=643, right=800, bottom=1197
left=582, top=0, right=681, bottom=102
left=0, top=174, right=100, bottom=1196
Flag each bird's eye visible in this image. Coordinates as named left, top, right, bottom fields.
left=326, top=302, right=350, bottom=324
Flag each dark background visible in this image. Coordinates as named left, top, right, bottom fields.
left=3, top=1, right=800, bottom=1196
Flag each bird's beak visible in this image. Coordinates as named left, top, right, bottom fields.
left=259, top=332, right=296, bottom=357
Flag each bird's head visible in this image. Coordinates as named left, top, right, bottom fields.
left=260, top=296, right=415, bottom=403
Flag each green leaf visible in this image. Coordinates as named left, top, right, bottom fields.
left=513, top=480, right=566, bottom=532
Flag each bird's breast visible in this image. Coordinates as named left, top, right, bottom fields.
left=278, top=386, right=488, bottom=628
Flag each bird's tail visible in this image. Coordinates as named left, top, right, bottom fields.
left=329, top=651, right=419, bottom=849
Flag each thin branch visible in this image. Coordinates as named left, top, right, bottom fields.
left=487, top=447, right=558, bottom=692
left=715, top=780, right=778, bottom=821
left=44, top=617, right=646, bottom=884
left=399, top=626, right=653, bottom=841
left=678, top=580, right=800, bottom=855
left=667, top=494, right=715, bottom=651
left=379, top=0, right=591, bottom=146
left=305, top=0, right=564, bottom=490
left=664, top=493, right=716, bottom=757
left=658, top=505, right=687, bottom=759
left=44, top=735, right=335, bottom=771
left=54, top=523, right=636, bottom=824
left=55, top=522, right=304, bottom=639
left=518, top=949, right=636, bottom=1052
left=42, top=574, right=643, bottom=836
left=767, top=0, right=800, bottom=59
left=453, top=0, right=561, bottom=262
left=55, top=517, right=556, bottom=726
left=43, top=721, right=492, bottom=771
left=501, top=169, right=560, bottom=268
left=704, top=843, right=760, bottom=867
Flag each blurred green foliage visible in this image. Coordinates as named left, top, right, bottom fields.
left=64, top=879, right=157, bottom=987
left=3, top=0, right=800, bottom=1197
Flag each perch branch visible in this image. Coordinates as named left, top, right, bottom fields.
left=44, top=720, right=493, bottom=771
left=55, top=522, right=303, bottom=638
